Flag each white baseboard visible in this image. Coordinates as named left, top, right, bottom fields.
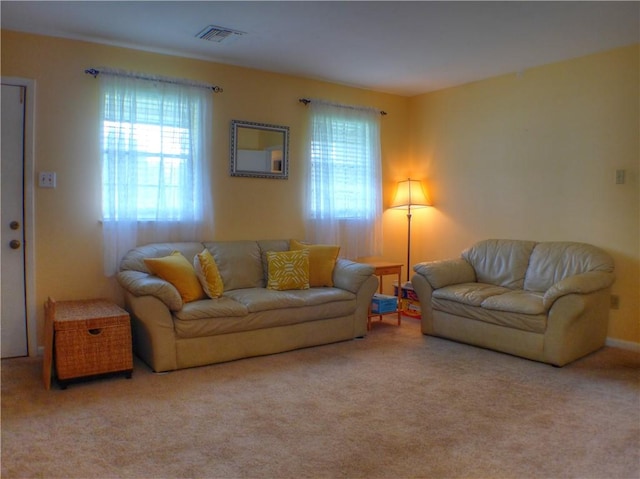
left=606, top=337, right=640, bottom=352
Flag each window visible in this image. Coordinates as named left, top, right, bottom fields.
left=99, top=74, right=213, bottom=275
left=309, top=118, right=376, bottom=218
left=305, top=101, right=382, bottom=259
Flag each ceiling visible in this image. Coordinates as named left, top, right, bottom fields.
left=2, top=1, right=638, bottom=96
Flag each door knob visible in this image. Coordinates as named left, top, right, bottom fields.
left=9, top=239, right=21, bottom=249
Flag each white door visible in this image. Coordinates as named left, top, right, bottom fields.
left=1, top=83, right=28, bottom=358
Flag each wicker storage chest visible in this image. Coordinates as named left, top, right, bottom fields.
left=46, top=298, right=133, bottom=388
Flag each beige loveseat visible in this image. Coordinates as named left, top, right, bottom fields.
left=117, top=240, right=378, bottom=372
left=412, top=239, right=615, bottom=366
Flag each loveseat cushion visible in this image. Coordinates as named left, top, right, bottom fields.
left=432, top=298, right=547, bottom=333
left=432, top=283, right=511, bottom=306
left=524, top=242, right=615, bottom=292
left=462, top=239, right=537, bottom=289
left=432, top=283, right=546, bottom=315
left=481, top=290, right=546, bottom=315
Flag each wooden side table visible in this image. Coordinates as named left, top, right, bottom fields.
left=43, top=298, right=133, bottom=390
left=364, top=262, right=403, bottom=330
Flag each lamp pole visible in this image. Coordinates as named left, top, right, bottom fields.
left=405, top=204, right=412, bottom=283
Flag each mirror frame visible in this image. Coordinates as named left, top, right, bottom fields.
left=230, top=120, right=290, bottom=179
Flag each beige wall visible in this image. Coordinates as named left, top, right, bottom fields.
left=403, top=45, right=639, bottom=344
left=0, top=31, right=409, bottom=347
left=2, top=30, right=637, bottom=347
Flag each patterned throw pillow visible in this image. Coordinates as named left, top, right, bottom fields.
left=144, top=251, right=205, bottom=303
left=290, top=239, right=340, bottom=287
left=193, top=249, right=224, bottom=298
left=266, top=249, right=310, bottom=291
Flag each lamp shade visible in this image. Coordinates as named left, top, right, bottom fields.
left=390, top=178, right=431, bottom=209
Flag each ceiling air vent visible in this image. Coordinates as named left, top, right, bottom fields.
left=196, top=25, right=245, bottom=44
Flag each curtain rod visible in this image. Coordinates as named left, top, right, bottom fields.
left=299, top=98, right=387, bottom=116
left=84, top=68, right=223, bottom=93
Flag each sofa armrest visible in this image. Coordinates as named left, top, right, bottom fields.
left=332, top=259, right=376, bottom=294
left=123, top=291, right=178, bottom=372
left=117, top=270, right=184, bottom=311
left=543, top=290, right=610, bottom=366
left=543, top=271, right=615, bottom=309
left=411, top=273, right=436, bottom=335
left=413, top=258, right=476, bottom=289
left=331, top=259, right=377, bottom=337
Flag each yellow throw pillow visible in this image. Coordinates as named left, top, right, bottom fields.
left=266, top=249, right=310, bottom=291
left=193, top=249, right=224, bottom=298
left=290, top=239, right=340, bottom=287
left=144, top=251, right=205, bottom=303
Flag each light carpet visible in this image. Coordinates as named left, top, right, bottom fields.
left=2, top=317, right=639, bottom=479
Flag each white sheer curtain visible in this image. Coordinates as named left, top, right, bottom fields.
left=100, top=74, right=213, bottom=276
left=305, top=100, right=383, bottom=260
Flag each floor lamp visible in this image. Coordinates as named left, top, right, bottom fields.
left=390, top=178, right=431, bottom=283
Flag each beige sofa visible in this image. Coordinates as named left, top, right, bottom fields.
left=412, top=239, right=615, bottom=366
left=117, top=240, right=378, bottom=372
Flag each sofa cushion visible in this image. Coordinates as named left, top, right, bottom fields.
left=226, top=287, right=307, bottom=311
left=462, top=239, right=537, bottom=289
left=524, top=242, right=615, bottom=292
left=143, top=251, right=206, bottom=303
left=204, top=241, right=264, bottom=291
left=481, top=290, right=546, bottom=315
left=290, top=239, right=341, bottom=287
left=225, top=287, right=353, bottom=313
left=173, top=294, right=356, bottom=339
left=258, top=239, right=290, bottom=285
left=174, top=296, right=249, bottom=320
left=432, top=283, right=511, bottom=306
left=266, top=250, right=310, bottom=291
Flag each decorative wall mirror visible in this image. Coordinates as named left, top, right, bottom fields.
left=230, top=120, right=289, bottom=179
